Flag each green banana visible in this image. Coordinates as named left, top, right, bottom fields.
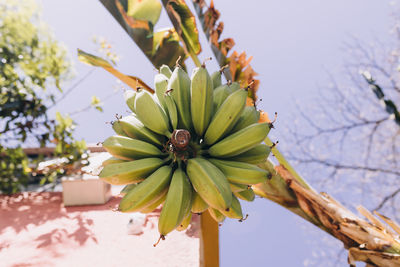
left=119, top=165, right=172, bottom=212
left=140, top=193, right=166, bottom=214
left=229, top=182, right=249, bottom=193
left=160, top=64, right=172, bottom=78
left=213, top=82, right=241, bottom=113
left=158, top=168, right=193, bottom=236
left=231, top=106, right=260, bottom=133
left=209, top=158, right=268, bottom=185
left=204, top=89, right=247, bottom=145
left=219, top=194, right=243, bottom=219
left=191, top=190, right=209, bottom=213
left=112, top=120, right=128, bottom=137
left=164, top=93, right=178, bottom=130
left=154, top=73, right=169, bottom=109
left=102, top=156, right=126, bottom=167
left=134, top=89, right=171, bottom=136
left=190, top=66, right=213, bottom=136
left=210, top=70, right=222, bottom=89
left=168, top=67, right=192, bottom=130
left=100, top=65, right=280, bottom=237
left=229, top=82, right=241, bottom=92
left=119, top=115, right=166, bottom=146
left=153, top=70, right=177, bottom=130
left=208, top=123, right=270, bottom=157
left=124, top=90, right=137, bottom=113
left=186, top=158, right=232, bottom=211
left=177, top=212, right=192, bottom=231
left=103, top=135, right=164, bottom=160
left=259, top=159, right=276, bottom=174
left=212, top=84, right=231, bottom=113
left=228, top=144, right=271, bottom=164
left=99, top=158, right=164, bottom=185
left=208, top=208, right=225, bottom=223
left=120, top=183, right=138, bottom=196
left=235, top=188, right=255, bottom=202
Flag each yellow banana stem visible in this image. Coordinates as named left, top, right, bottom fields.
left=264, top=137, right=314, bottom=192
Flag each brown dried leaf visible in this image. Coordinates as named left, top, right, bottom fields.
left=209, top=29, right=219, bottom=47
left=78, top=49, right=153, bottom=93
left=358, top=206, right=395, bottom=235
left=192, top=0, right=260, bottom=100
left=218, top=38, right=234, bottom=56
left=374, top=211, right=400, bottom=236
left=227, top=51, right=259, bottom=99
left=203, top=0, right=220, bottom=30
left=348, top=248, right=400, bottom=267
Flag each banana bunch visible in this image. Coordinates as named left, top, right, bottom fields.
left=100, top=64, right=273, bottom=245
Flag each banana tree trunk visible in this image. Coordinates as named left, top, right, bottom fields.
left=254, top=160, right=400, bottom=267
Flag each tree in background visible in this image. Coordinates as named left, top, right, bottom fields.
left=286, top=13, right=400, bottom=216
left=282, top=9, right=400, bottom=266
left=0, top=0, right=90, bottom=194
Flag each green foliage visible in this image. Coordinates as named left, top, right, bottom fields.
left=0, top=146, right=30, bottom=194
left=0, top=0, right=71, bottom=144
left=91, top=96, right=103, bottom=112
left=0, top=1, right=88, bottom=194
left=127, top=0, right=162, bottom=25
left=36, top=112, right=89, bottom=186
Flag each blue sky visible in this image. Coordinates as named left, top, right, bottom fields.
left=40, top=0, right=395, bottom=265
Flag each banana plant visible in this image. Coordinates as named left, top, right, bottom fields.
left=79, top=0, right=400, bottom=266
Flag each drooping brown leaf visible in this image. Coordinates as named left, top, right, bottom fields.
left=77, top=49, right=153, bottom=93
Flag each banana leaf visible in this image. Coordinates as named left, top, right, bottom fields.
left=161, top=0, right=201, bottom=66
left=100, top=0, right=186, bottom=69
left=78, top=49, right=153, bottom=93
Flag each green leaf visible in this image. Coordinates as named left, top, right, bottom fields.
left=127, top=0, right=162, bottom=25
left=100, top=0, right=153, bottom=56
left=100, top=0, right=190, bottom=69
left=91, top=95, right=104, bottom=112
left=151, top=29, right=187, bottom=68
left=162, top=0, right=201, bottom=63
